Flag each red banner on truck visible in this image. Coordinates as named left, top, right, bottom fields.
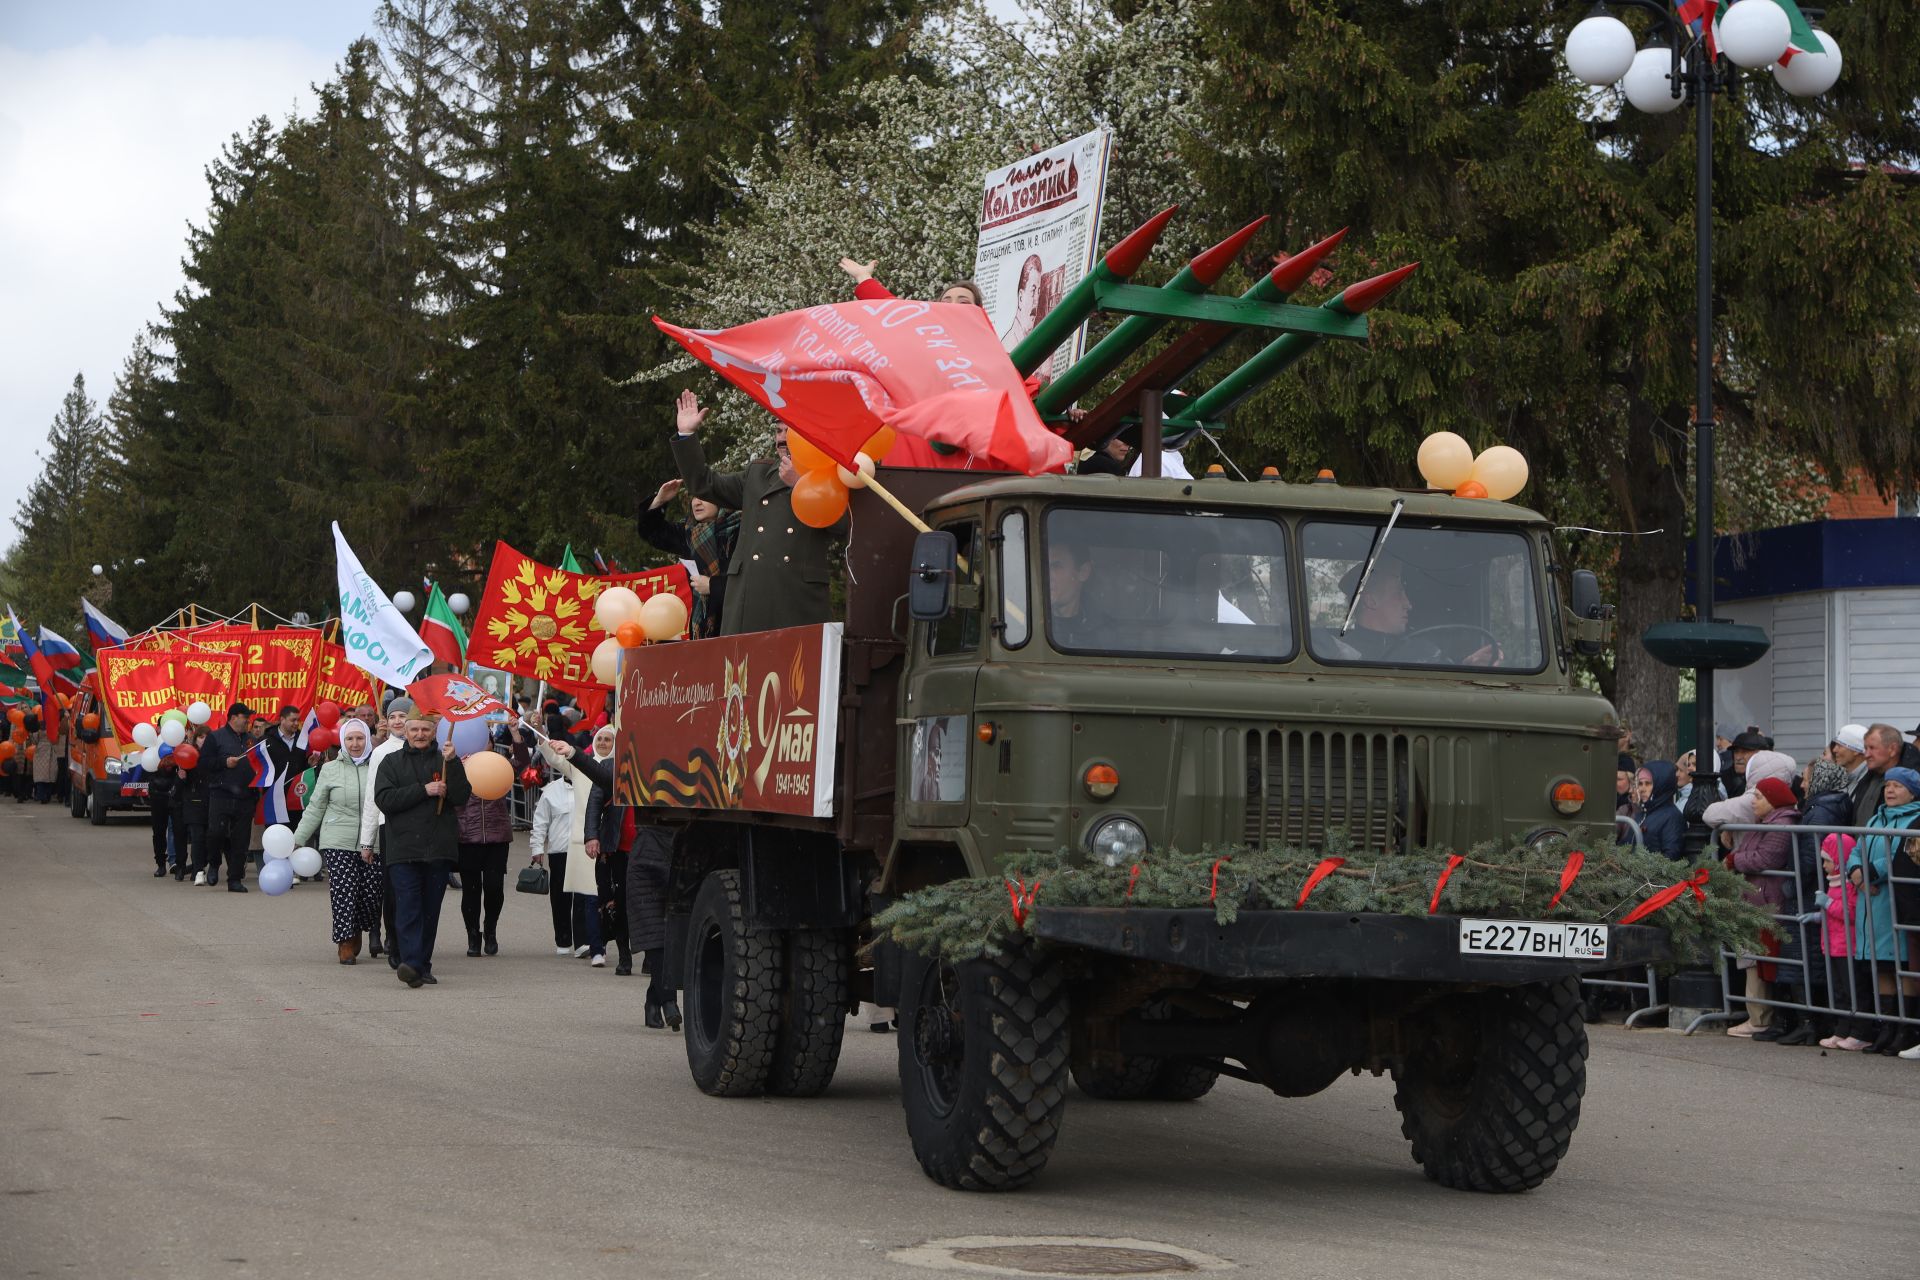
left=613, top=623, right=841, bottom=818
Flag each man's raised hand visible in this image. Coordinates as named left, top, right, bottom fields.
left=675, top=390, right=709, bottom=435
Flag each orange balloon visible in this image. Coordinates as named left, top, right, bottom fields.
left=5, top=708, right=20, bottom=726
left=1454, top=480, right=1489, bottom=499
left=615, top=620, right=645, bottom=649
left=786, top=431, right=832, bottom=474
left=24, top=745, right=35, bottom=761
left=9, top=727, right=23, bottom=744
left=862, top=425, right=898, bottom=462
left=791, top=468, right=850, bottom=529
left=0, top=741, right=13, bottom=762
left=82, top=713, right=100, bottom=732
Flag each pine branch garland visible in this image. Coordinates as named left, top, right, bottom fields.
left=872, top=835, right=1774, bottom=966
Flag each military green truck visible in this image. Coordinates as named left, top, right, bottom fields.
left=641, top=464, right=1662, bottom=1195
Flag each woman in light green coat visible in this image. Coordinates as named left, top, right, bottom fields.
left=293, top=719, right=378, bottom=964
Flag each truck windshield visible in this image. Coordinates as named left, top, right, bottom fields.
left=1044, top=507, right=1294, bottom=660
left=1303, top=521, right=1544, bottom=672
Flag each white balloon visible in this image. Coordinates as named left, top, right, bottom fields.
left=160, top=720, right=187, bottom=747
left=140, top=747, right=160, bottom=771
left=1772, top=28, right=1842, bottom=97
left=392, top=590, right=416, bottom=613
left=1564, top=13, right=1635, bottom=87
left=593, top=586, right=643, bottom=631
left=1719, top=0, right=1792, bottom=70
left=1623, top=47, right=1684, bottom=115
left=262, top=824, right=296, bottom=860
left=290, top=847, right=323, bottom=878
left=132, top=722, right=158, bottom=748
left=186, top=701, right=212, bottom=725
left=448, top=592, right=471, bottom=616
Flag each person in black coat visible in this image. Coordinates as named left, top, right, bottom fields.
left=203, top=703, right=259, bottom=892
left=146, top=756, right=179, bottom=877
left=1635, top=761, right=1687, bottom=861
left=639, top=478, right=739, bottom=639
left=565, top=743, right=680, bottom=1029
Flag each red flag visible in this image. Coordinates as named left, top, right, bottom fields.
left=654, top=300, right=1070, bottom=475
left=407, top=673, right=507, bottom=722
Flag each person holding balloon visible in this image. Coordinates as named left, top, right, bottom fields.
left=293, top=718, right=379, bottom=965
left=669, top=390, right=849, bottom=636
left=638, top=477, right=739, bottom=638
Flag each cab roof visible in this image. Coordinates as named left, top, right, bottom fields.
left=923, top=473, right=1548, bottom=526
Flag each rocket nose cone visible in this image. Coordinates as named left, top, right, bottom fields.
left=1337, top=262, right=1421, bottom=313
left=1268, top=227, right=1349, bottom=293
left=1188, top=216, right=1271, bottom=285
left=1103, top=205, right=1180, bottom=278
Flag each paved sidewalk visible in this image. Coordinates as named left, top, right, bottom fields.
left=3, top=801, right=1917, bottom=1280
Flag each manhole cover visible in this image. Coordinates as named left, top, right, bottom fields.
left=890, top=1236, right=1232, bottom=1278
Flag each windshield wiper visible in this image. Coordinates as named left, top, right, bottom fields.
left=1340, top=498, right=1405, bottom=635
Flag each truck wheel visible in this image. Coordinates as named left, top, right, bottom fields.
left=767, top=928, right=851, bottom=1098
left=1392, top=977, right=1587, bottom=1193
left=70, top=783, right=86, bottom=818
left=683, top=870, right=783, bottom=1097
left=88, top=785, right=107, bottom=826
left=898, top=945, right=1069, bottom=1191
left=1149, top=1060, right=1219, bottom=1101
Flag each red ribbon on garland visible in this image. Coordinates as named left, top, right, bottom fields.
left=1428, top=854, right=1465, bottom=915
left=1548, top=850, right=1585, bottom=910
left=1295, top=856, right=1346, bottom=909
left=1006, top=876, right=1041, bottom=926
left=1127, top=863, right=1142, bottom=900
left=1209, top=856, right=1233, bottom=902
left=1618, top=867, right=1711, bottom=926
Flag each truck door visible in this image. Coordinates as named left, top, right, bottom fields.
left=900, top=515, right=983, bottom=830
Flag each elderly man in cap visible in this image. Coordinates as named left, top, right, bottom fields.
left=357, top=697, right=415, bottom=961
left=375, top=706, right=471, bottom=987
left=203, top=702, right=258, bottom=892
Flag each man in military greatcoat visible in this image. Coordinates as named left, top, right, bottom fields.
left=669, top=391, right=847, bottom=635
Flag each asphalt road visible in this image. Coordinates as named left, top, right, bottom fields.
left=3, top=800, right=1917, bottom=1280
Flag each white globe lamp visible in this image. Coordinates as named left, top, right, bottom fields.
left=1623, top=47, right=1684, bottom=114
left=448, top=592, right=471, bottom=616
left=1772, top=29, right=1843, bottom=98
left=1718, top=0, right=1792, bottom=70
left=1565, top=13, right=1636, bottom=87
left=392, top=590, right=416, bottom=613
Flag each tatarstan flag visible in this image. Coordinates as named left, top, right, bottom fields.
left=421, top=583, right=467, bottom=671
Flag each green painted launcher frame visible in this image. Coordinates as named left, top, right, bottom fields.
left=1011, top=205, right=1418, bottom=465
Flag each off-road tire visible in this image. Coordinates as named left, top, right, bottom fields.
left=684, top=870, right=783, bottom=1097
left=1392, top=977, right=1587, bottom=1193
left=767, top=927, right=851, bottom=1097
left=1149, top=1060, right=1220, bottom=1101
left=898, top=945, right=1070, bottom=1191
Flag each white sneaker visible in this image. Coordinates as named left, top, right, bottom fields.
left=555, top=946, right=572, bottom=956
left=192, top=871, right=207, bottom=886
left=590, top=953, right=606, bottom=967
left=573, top=944, right=591, bottom=958
left=1900, top=1043, right=1920, bottom=1061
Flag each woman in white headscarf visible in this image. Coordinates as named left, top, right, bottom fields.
left=293, top=719, right=379, bottom=964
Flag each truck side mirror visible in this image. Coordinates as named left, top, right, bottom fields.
left=1567, top=569, right=1614, bottom=656
left=907, top=531, right=957, bottom=622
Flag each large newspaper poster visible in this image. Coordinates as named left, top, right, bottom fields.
left=972, top=129, right=1112, bottom=380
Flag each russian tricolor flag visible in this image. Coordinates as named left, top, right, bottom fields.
left=82, top=599, right=130, bottom=650
left=245, top=739, right=276, bottom=788
left=36, top=625, right=82, bottom=670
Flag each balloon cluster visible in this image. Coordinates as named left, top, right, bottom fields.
left=260, top=824, right=322, bottom=895
left=789, top=426, right=896, bottom=529
left=1416, top=433, right=1529, bottom=501
left=590, top=584, right=692, bottom=684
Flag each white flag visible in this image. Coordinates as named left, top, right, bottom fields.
left=332, top=522, right=432, bottom=687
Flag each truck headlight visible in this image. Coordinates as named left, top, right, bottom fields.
left=1087, top=815, right=1148, bottom=867
left=104, top=758, right=122, bottom=775
left=1549, top=779, right=1586, bottom=816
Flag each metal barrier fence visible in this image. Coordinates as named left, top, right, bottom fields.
left=1680, top=819, right=1918, bottom=1037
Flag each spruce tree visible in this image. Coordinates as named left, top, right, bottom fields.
left=8, top=374, right=108, bottom=631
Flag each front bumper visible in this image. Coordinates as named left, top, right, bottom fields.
left=1028, top=907, right=1669, bottom=986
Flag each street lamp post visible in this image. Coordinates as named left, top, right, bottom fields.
left=1564, top=1, right=1842, bottom=762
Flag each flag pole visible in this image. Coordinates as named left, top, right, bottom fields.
left=862, top=473, right=968, bottom=574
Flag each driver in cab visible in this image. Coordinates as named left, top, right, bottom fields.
left=1330, top=558, right=1501, bottom=666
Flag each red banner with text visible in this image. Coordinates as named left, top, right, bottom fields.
left=186, top=627, right=324, bottom=714
left=312, top=641, right=381, bottom=711
left=613, top=623, right=841, bottom=818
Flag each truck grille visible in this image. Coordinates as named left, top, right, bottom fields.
left=1242, top=729, right=1471, bottom=853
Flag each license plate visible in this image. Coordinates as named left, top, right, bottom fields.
left=1459, top=919, right=1607, bottom=961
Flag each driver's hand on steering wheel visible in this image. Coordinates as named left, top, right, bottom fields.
left=1463, top=641, right=1503, bottom=666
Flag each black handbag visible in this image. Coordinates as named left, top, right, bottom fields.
left=515, top=864, right=550, bottom=895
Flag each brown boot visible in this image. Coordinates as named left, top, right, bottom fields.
left=337, top=940, right=357, bottom=965
left=350, top=934, right=363, bottom=958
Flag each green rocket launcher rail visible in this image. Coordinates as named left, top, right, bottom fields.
left=1015, top=209, right=1419, bottom=451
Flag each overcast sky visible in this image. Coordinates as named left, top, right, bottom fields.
left=0, top=1, right=378, bottom=545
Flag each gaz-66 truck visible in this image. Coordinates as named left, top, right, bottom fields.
left=615, top=210, right=1674, bottom=1193
left=612, top=463, right=1665, bottom=1194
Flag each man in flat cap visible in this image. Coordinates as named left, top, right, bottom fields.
left=204, top=702, right=258, bottom=892
left=375, top=707, right=470, bottom=988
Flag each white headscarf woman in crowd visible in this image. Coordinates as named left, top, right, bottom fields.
left=293, top=718, right=381, bottom=965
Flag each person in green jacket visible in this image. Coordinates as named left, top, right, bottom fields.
left=293, top=718, right=377, bottom=966
left=375, top=708, right=472, bottom=988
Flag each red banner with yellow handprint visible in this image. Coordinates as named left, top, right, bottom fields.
left=468, top=542, right=691, bottom=689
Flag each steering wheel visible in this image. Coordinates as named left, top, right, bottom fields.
left=1383, top=624, right=1502, bottom=664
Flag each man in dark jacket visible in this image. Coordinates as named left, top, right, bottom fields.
left=146, top=754, right=179, bottom=877
left=670, top=391, right=847, bottom=635
left=564, top=740, right=681, bottom=1028
left=375, top=708, right=471, bottom=988
left=1636, top=761, right=1687, bottom=861
left=204, top=703, right=258, bottom=892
